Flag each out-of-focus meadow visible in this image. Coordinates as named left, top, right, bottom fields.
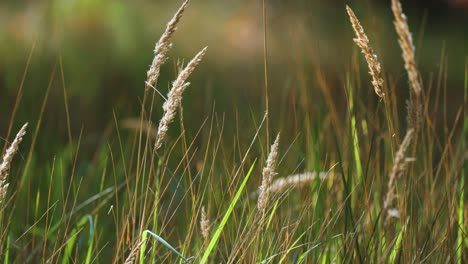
left=1, top=0, right=466, bottom=138
left=0, top=0, right=467, bottom=263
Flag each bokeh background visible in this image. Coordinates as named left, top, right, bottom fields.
left=0, top=0, right=466, bottom=154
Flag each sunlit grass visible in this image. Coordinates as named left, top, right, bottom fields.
left=0, top=0, right=466, bottom=263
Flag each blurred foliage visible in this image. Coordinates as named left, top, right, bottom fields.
left=0, top=0, right=466, bottom=144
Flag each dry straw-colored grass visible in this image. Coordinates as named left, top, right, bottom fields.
left=145, top=0, right=190, bottom=92
left=391, top=0, right=422, bottom=129
left=0, top=123, right=27, bottom=203
left=257, top=133, right=280, bottom=212
left=154, top=47, right=208, bottom=151
left=346, top=5, right=384, bottom=99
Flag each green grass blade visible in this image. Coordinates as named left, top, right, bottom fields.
left=61, top=215, right=94, bottom=264
left=5, top=235, right=10, bottom=264
left=139, top=230, right=149, bottom=263
left=347, top=74, right=363, bottom=182
left=200, top=160, right=257, bottom=264
left=389, top=219, right=407, bottom=263
left=143, top=230, right=191, bottom=263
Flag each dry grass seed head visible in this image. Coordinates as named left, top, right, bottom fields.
left=154, top=47, right=208, bottom=151
left=200, top=206, right=210, bottom=242
left=267, top=171, right=331, bottom=195
left=145, top=0, right=191, bottom=92
left=346, top=5, right=384, bottom=98
left=391, top=0, right=422, bottom=129
left=257, top=133, right=280, bottom=212
left=383, top=128, right=415, bottom=218
left=0, top=123, right=28, bottom=203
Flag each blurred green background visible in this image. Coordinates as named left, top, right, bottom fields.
left=0, top=0, right=466, bottom=151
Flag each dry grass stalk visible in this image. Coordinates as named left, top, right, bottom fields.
left=124, top=238, right=148, bottom=264
left=154, top=47, right=207, bottom=151
left=346, top=5, right=384, bottom=98
left=391, top=0, right=422, bottom=129
left=0, top=123, right=27, bottom=203
left=200, top=206, right=210, bottom=242
left=257, top=133, right=280, bottom=212
left=383, top=128, right=415, bottom=219
left=145, top=0, right=190, bottom=92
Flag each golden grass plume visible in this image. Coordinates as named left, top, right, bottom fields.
left=391, top=0, right=422, bottom=129
left=154, top=47, right=208, bottom=151
left=346, top=5, right=384, bottom=98
left=200, top=206, right=210, bottom=243
left=268, top=171, right=331, bottom=194
left=0, top=123, right=28, bottom=203
left=257, top=133, right=280, bottom=212
left=145, top=0, right=191, bottom=92
left=383, top=128, right=415, bottom=220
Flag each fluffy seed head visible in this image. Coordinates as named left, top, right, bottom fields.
left=383, top=129, right=415, bottom=219
left=346, top=5, right=384, bottom=98
left=200, top=206, right=210, bottom=241
left=391, top=0, right=422, bottom=129
left=257, top=133, right=280, bottom=212
left=154, top=47, right=208, bottom=151
left=0, top=123, right=28, bottom=203
left=145, top=0, right=191, bottom=92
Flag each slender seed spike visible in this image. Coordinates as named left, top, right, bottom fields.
left=145, top=0, right=191, bottom=92
left=391, top=0, right=422, bottom=129
left=154, top=47, right=208, bottom=151
left=257, top=133, right=280, bottom=212
left=383, top=128, right=415, bottom=221
left=346, top=5, right=385, bottom=98
left=200, top=206, right=210, bottom=242
left=0, top=123, right=28, bottom=203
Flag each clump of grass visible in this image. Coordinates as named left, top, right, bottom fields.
left=346, top=5, right=384, bottom=98
left=0, top=123, right=27, bottom=203
left=154, top=47, right=208, bottom=151
left=1, top=0, right=465, bottom=263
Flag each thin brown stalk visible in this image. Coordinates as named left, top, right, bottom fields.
left=383, top=128, right=415, bottom=220
left=391, top=0, right=422, bottom=129
left=257, top=133, right=280, bottom=212
left=346, top=5, right=384, bottom=98
left=154, top=47, right=208, bottom=151
left=0, top=123, right=28, bottom=203
left=145, top=0, right=190, bottom=92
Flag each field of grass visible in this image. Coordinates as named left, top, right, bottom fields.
left=0, top=0, right=466, bottom=263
